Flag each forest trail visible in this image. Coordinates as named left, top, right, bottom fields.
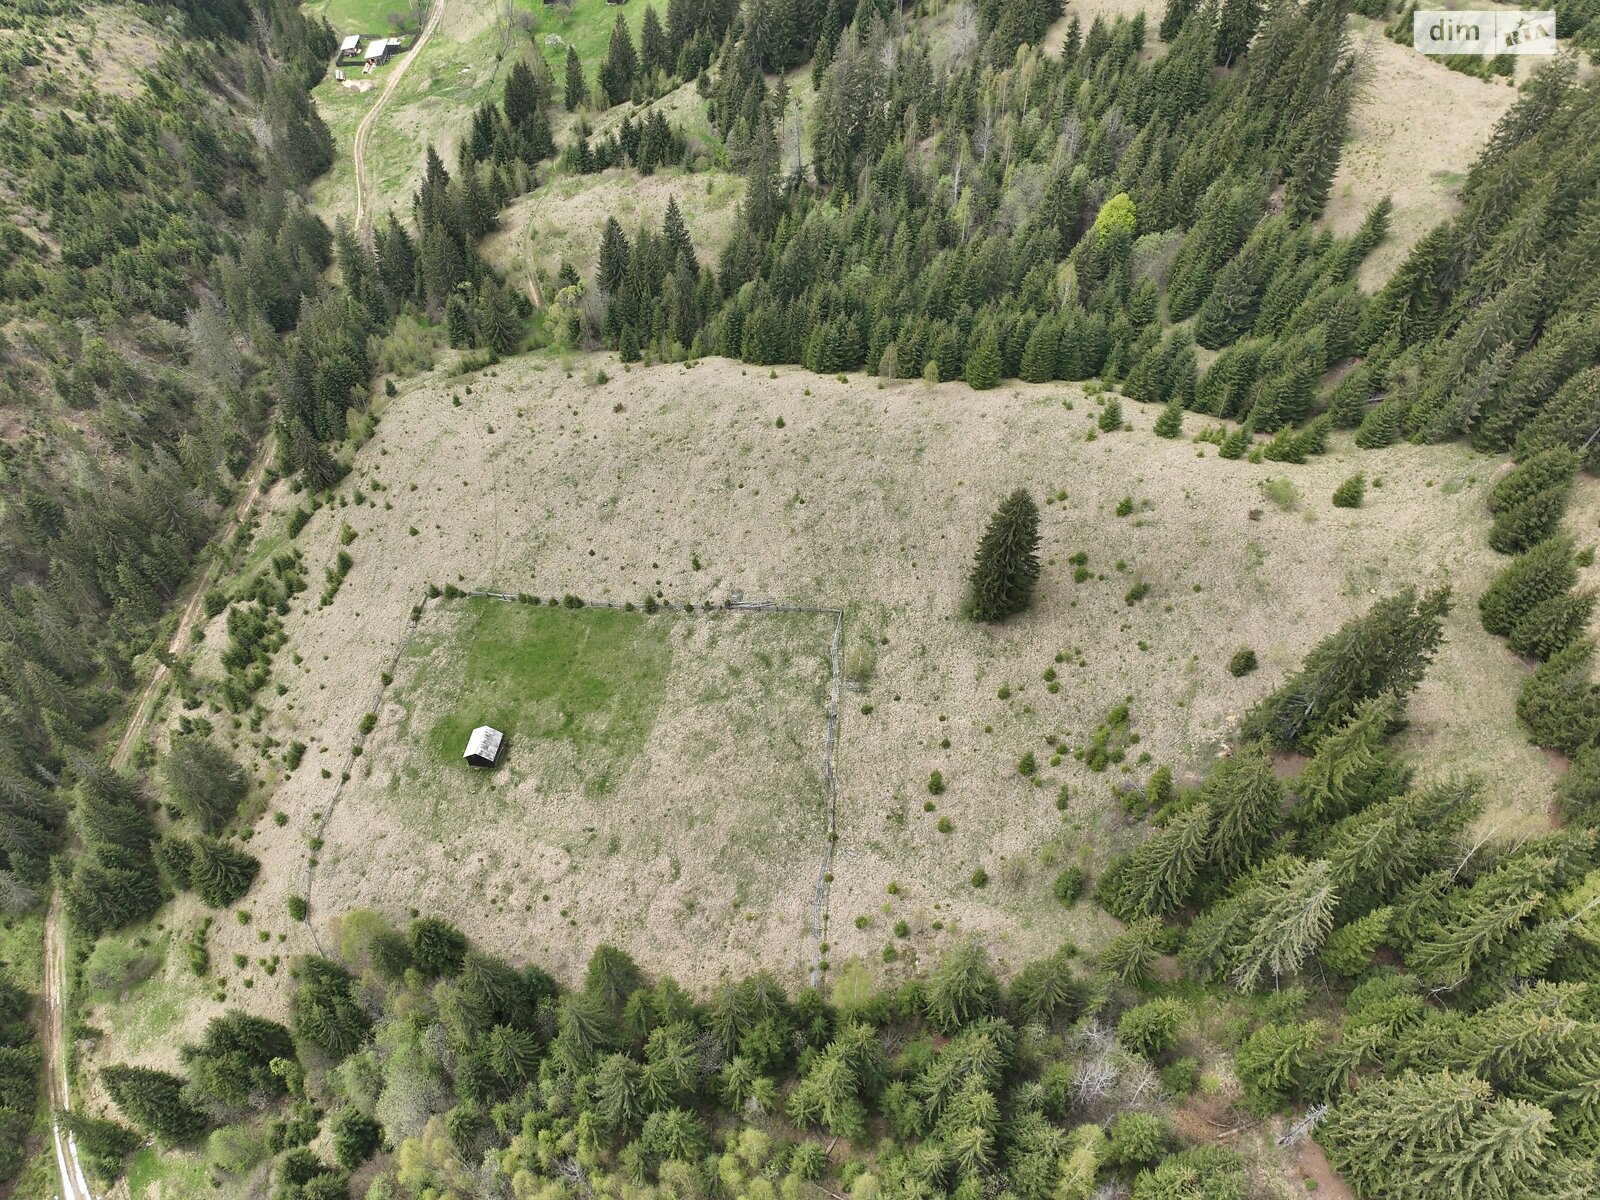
left=353, top=0, right=445, bottom=235
left=43, top=452, right=272, bottom=1200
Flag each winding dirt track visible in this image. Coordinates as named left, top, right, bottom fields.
left=42, top=457, right=271, bottom=1200
left=353, top=0, right=445, bottom=235
left=44, top=11, right=441, bottom=1190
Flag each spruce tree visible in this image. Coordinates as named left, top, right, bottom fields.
left=1489, top=483, right=1573, bottom=554
left=564, top=46, right=585, bottom=111
left=1108, top=803, right=1212, bottom=919
left=1517, top=640, right=1600, bottom=755
left=964, top=330, right=1001, bottom=390
left=1331, top=473, right=1365, bottom=508
left=1201, top=743, right=1282, bottom=885
left=188, top=838, right=259, bottom=908
left=1153, top=398, right=1184, bottom=438
left=502, top=60, right=538, bottom=129
left=967, top=489, right=1041, bottom=622
left=1480, top=536, right=1577, bottom=636
left=924, top=940, right=1001, bottom=1033
left=1227, top=858, right=1338, bottom=992
left=640, top=5, right=668, bottom=77
left=1508, top=588, right=1596, bottom=662
left=1320, top=906, right=1391, bottom=975
left=1242, top=586, right=1450, bottom=751
left=1097, top=918, right=1165, bottom=985
left=602, top=13, right=639, bottom=105
left=161, top=735, right=247, bottom=833
left=101, top=1065, right=208, bottom=1142
left=1488, top=446, right=1580, bottom=514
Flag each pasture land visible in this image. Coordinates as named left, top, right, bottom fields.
left=305, top=597, right=838, bottom=983
left=192, top=353, right=1571, bottom=1003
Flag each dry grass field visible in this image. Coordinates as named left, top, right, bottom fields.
left=1325, top=18, right=1518, bottom=289
left=312, top=597, right=837, bottom=983
left=168, top=352, right=1580, bottom=1019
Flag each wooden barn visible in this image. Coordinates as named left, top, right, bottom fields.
left=363, top=37, right=402, bottom=66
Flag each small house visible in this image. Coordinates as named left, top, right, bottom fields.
left=338, top=33, right=361, bottom=57
left=463, top=725, right=504, bottom=768
left=363, top=37, right=400, bottom=66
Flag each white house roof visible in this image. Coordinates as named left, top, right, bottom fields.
left=363, top=39, right=389, bottom=57
left=464, top=725, right=504, bottom=764
left=339, top=34, right=361, bottom=52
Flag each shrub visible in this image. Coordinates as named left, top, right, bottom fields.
left=1117, top=998, right=1184, bottom=1058
left=1098, top=397, right=1124, bottom=431
left=1260, top=477, right=1299, bottom=511
left=287, top=895, right=309, bottom=922
left=83, top=939, right=161, bottom=997
left=1332, top=473, right=1365, bottom=508
left=970, top=868, right=988, bottom=888
left=927, top=770, right=944, bottom=795
left=1018, top=751, right=1036, bottom=776
left=1227, top=648, right=1258, bottom=676
left=330, top=1106, right=381, bottom=1170
left=1161, top=1057, right=1200, bottom=1096
left=1106, top=1112, right=1170, bottom=1167
left=1053, top=867, right=1085, bottom=906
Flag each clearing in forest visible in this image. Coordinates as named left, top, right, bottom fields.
left=310, top=597, right=837, bottom=982
left=214, top=355, right=1573, bottom=999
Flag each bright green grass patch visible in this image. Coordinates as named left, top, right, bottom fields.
left=424, top=600, right=672, bottom=793
left=124, top=1147, right=214, bottom=1200
left=515, top=0, right=651, bottom=80
left=305, top=0, right=412, bottom=38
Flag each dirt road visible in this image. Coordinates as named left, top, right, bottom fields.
left=42, top=455, right=271, bottom=1200
left=353, top=0, right=445, bottom=234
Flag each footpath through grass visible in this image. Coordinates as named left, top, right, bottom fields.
left=425, top=600, right=673, bottom=794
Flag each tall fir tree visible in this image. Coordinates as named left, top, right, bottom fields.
left=968, top=489, right=1042, bottom=622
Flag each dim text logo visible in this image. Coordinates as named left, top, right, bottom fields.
left=1413, top=8, right=1558, bottom=54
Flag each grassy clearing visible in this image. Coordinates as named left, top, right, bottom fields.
left=482, top=165, right=744, bottom=296
left=211, top=354, right=1564, bottom=1001
left=514, top=0, right=651, bottom=80
left=291, top=597, right=837, bottom=983
left=1325, top=18, right=1517, bottom=289
left=419, top=599, right=673, bottom=792
left=305, top=0, right=415, bottom=37
left=123, top=1145, right=219, bottom=1200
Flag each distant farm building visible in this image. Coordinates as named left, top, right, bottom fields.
left=338, top=33, right=361, bottom=57
left=365, top=37, right=402, bottom=65
left=463, top=725, right=504, bottom=768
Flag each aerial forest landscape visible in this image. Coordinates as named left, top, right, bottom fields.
left=3, top=0, right=1600, bottom=1196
